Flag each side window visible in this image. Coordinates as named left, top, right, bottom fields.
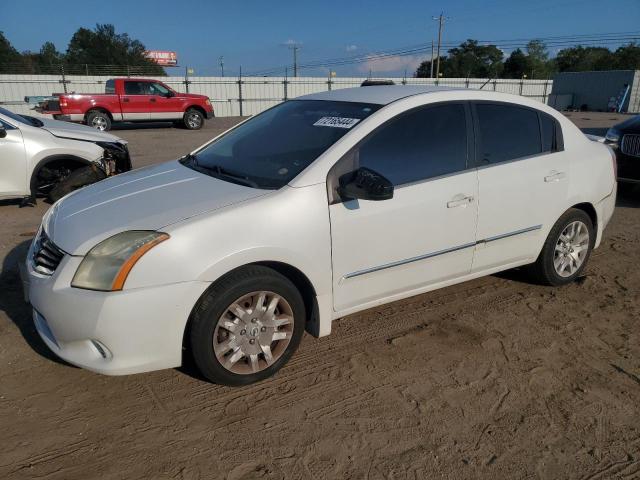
left=105, top=79, right=115, bottom=94
left=124, top=81, right=149, bottom=95
left=540, top=112, right=563, bottom=153
left=476, top=104, right=541, bottom=164
left=354, top=103, right=468, bottom=186
left=148, top=82, right=170, bottom=96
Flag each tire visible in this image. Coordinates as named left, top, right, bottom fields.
left=48, top=165, right=106, bottom=202
left=86, top=110, right=112, bottom=131
left=183, top=108, right=204, bottom=130
left=527, top=208, right=595, bottom=286
left=189, top=265, right=305, bottom=386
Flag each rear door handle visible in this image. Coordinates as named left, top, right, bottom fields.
left=150, top=97, right=156, bottom=102
left=447, top=195, right=474, bottom=208
left=122, top=97, right=130, bottom=103
left=544, top=171, right=566, bottom=182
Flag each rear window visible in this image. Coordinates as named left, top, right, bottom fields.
left=476, top=103, right=542, bottom=164
left=105, top=79, right=115, bottom=94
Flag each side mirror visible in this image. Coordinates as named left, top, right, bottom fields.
left=338, top=167, right=394, bottom=202
left=0, top=126, right=6, bottom=138
left=166, top=90, right=175, bottom=98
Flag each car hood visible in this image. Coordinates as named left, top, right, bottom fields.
left=615, top=114, right=640, bottom=132
left=38, top=116, right=124, bottom=143
left=45, top=161, right=270, bottom=255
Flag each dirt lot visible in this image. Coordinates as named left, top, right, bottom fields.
left=1, top=112, right=639, bottom=480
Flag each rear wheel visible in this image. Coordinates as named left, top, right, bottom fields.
left=189, top=266, right=305, bottom=385
left=86, top=110, right=112, bottom=131
left=183, top=108, right=204, bottom=130
left=528, top=208, right=594, bottom=286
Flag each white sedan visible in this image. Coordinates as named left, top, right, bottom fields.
left=23, top=86, right=617, bottom=385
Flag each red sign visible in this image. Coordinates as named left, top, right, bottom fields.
left=145, top=50, right=178, bottom=66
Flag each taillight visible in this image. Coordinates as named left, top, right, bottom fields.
left=59, top=98, right=67, bottom=108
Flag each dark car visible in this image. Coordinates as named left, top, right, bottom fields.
left=605, top=115, right=640, bottom=183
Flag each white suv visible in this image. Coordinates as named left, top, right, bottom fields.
left=23, top=86, right=617, bottom=385
left=0, top=107, right=131, bottom=203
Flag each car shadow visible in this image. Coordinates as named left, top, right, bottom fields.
left=0, top=239, right=71, bottom=366
left=617, top=184, right=640, bottom=208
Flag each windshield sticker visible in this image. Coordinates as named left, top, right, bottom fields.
left=313, top=117, right=361, bottom=129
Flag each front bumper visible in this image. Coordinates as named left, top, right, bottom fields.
left=22, top=251, right=209, bottom=376
left=206, top=110, right=215, bottom=119
left=612, top=146, right=640, bottom=183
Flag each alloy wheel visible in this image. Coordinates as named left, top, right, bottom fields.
left=187, top=112, right=202, bottom=128
left=213, top=291, right=294, bottom=374
left=91, top=116, right=107, bottom=131
left=553, top=220, right=590, bottom=277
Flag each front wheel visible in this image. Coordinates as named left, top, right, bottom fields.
left=528, top=208, right=595, bottom=286
left=189, top=266, right=305, bottom=385
left=48, top=165, right=106, bottom=202
left=183, top=108, right=204, bottom=130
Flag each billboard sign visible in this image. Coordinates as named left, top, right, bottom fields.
left=145, top=50, right=178, bottom=66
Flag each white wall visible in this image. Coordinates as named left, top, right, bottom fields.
left=0, top=74, right=553, bottom=118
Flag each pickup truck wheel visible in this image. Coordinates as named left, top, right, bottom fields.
left=48, top=165, right=106, bottom=202
left=86, top=110, right=112, bottom=131
left=183, top=108, right=204, bottom=130
left=189, top=266, right=305, bottom=385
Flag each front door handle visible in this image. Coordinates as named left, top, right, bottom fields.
left=150, top=97, right=156, bottom=102
left=544, top=171, right=566, bottom=182
left=447, top=195, right=474, bottom=208
left=122, top=97, right=130, bottom=103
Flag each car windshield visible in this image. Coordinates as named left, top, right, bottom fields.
left=182, top=100, right=381, bottom=189
left=0, top=106, right=32, bottom=126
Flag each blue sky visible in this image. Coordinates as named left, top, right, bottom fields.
left=3, top=0, right=640, bottom=76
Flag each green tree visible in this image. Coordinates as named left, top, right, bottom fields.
left=502, top=48, right=531, bottom=79
left=526, top=40, right=554, bottom=78
left=414, top=56, right=446, bottom=78
left=65, top=24, right=164, bottom=75
left=443, top=40, right=504, bottom=78
left=612, top=42, right=640, bottom=70
left=554, top=46, right=615, bottom=72
left=0, top=31, right=22, bottom=72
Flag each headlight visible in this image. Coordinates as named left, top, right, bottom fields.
left=205, top=98, right=211, bottom=106
left=605, top=128, right=621, bottom=143
left=72, top=231, right=169, bottom=291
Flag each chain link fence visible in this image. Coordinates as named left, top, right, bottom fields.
left=0, top=67, right=553, bottom=118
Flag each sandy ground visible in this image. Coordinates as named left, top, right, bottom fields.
left=1, top=112, right=639, bottom=480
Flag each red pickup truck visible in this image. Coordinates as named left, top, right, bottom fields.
left=43, top=78, right=214, bottom=131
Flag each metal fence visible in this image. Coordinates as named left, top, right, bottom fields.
left=0, top=73, right=553, bottom=118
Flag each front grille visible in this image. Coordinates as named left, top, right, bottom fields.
left=32, top=230, right=64, bottom=275
left=621, top=134, right=640, bottom=157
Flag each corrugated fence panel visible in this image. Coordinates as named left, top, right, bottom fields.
left=0, top=74, right=554, bottom=118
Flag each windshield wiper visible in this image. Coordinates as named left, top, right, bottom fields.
left=182, top=154, right=259, bottom=188
left=209, top=165, right=260, bottom=188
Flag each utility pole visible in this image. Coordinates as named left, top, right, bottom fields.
left=219, top=56, right=224, bottom=77
left=432, top=13, right=448, bottom=80
left=281, top=42, right=302, bottom=77
left=290, top=44, right=300, bottom=77
left=430, top=40, right=434, bottom=78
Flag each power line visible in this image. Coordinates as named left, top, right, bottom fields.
left=246, top=31, right=640, bottom=76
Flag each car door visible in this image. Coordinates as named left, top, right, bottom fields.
left=120, top=80, right=151, bottom=121
left=328, top=102, right=478, bottom=312
left=0, top=119, right=28, bottom=197
left=148, top=82, right=183, bottom=120
left=471, top=102, right=569, bottom=272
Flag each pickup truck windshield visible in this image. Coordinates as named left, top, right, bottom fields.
left=182, top=100, right=380, bottom=189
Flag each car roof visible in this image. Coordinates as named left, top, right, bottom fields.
left=296, top=85, right=462, bottom=105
